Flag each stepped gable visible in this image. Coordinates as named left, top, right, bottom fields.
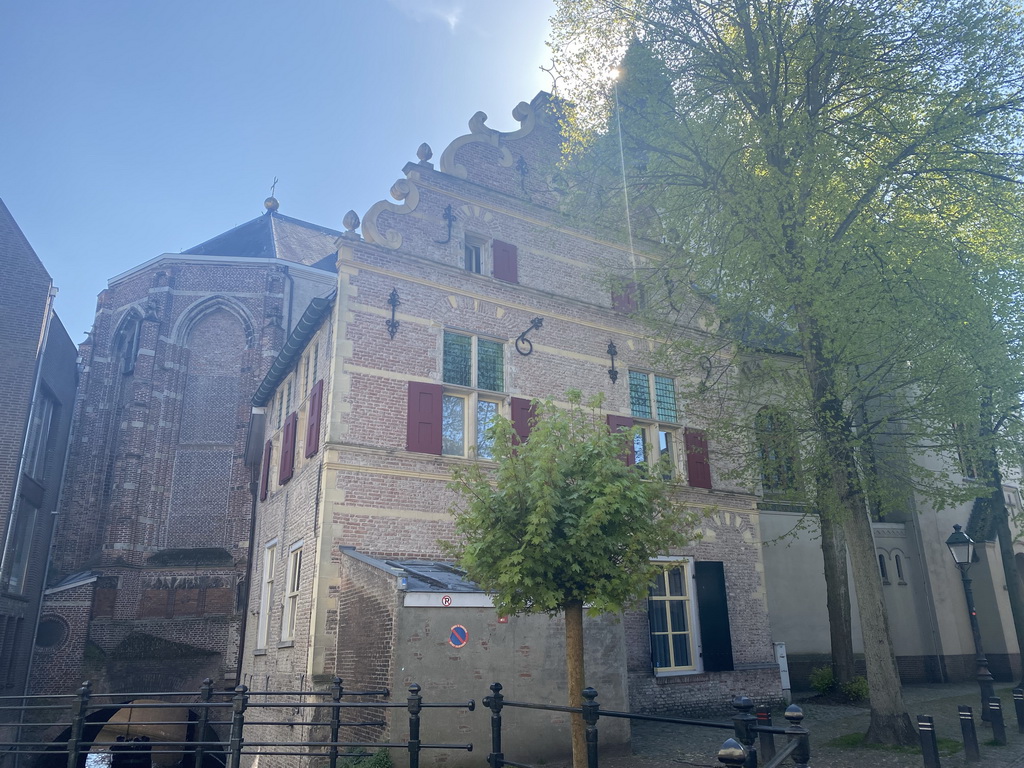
left=184, top=209, right=342, bottom=267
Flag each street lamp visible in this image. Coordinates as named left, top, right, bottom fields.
left=945, top=524, right=996, bottom=722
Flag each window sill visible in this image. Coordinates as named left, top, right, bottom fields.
left=653, top=668, right=703, bottom=679
left=253, top=649, right=267, bottom=656
left=277, top=640, right=295, bottom=649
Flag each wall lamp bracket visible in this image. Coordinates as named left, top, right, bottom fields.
left=515, top=317, right=544, bottom=356
left=608, top=341, right=619, bottom=383
left=386, top=288, right=401, bottom=340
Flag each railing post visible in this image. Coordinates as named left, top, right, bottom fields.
left=329, top=677, right=343, bottom=768
left=783, top=705, right=809, bottom=768
left=406, top=683, right=422, bottom=768
left=917, top=715, right=941, bottom=768
left=581, top=687, right=600, bottom=768
left=483, top=682, right=505, bottom=768
left=716, top=738, right=746, bottom=767
left=731, top=696, right=757, bottom=768
left=66, top=681, right=92, bottom=768
left=989, top=696, right=1007, bottom=746
left=1013, top=688, right=1024, bottom=734
left=755, top=705, right=775, bottom=762
left=193, top=678, right=213, bottom=768
left=227, top=685, right=248, bottom=768
left=958, top=705, right=980, bottom=763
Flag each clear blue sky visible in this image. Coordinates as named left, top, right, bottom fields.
left=0, top=1, right=553, bottom=341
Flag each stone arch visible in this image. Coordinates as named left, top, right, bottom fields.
left=171, top=295, right=256, bottom=349
left=166, top=306, right=248, bottom=549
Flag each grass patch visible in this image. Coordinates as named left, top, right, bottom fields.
left=827, top=732, right=961, bottom=757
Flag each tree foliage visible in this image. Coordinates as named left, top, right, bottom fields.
left=447, top=391, right=698, bottom=768
left=550, top=0, right=1024, bottom=746
left=448, top=391, right=697, bottom=617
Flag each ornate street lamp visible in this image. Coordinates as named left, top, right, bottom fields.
left=946, top=524, right=997, bottom=722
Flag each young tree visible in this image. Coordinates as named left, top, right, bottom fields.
left=550, top=0, right=1024, bottom=745
left=447, top=392, right=698, bottom=768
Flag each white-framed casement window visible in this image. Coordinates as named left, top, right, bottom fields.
left=648, top=557, right=734, bottom=675
left=281, top=541, right=303, bottom=642
left=464, top=235, right=488, bottom=274
left=442, top=331, right=505, bottom=459
left=629, top=371, right=680, bottom=475
left=648, top=559, right=697, bottom=673
left=256, top=540, right=277, bottom=650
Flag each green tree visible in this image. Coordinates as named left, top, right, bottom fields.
left=447, top=392, right=697, bottom=768
left=550, top=0, right=1024, bottom=745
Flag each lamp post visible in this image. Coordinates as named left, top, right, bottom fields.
left=946, top=524, right=997, bottom=722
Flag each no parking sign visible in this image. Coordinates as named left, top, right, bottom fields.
left=448, top=624, right=468, bottom=648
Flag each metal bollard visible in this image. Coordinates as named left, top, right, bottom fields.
left=958, top=705, right=980, bottom=763
left=328, top=677, right=343, bottom=768
left=917, top=715, right=941, bottom=768
left=989, top=697, right=1007, bottom=746
left=226, top=685, right=248, bottom=768
left=1013, top=688, right=1024, bottom=734
left=755, top=705, right=775, bottom=762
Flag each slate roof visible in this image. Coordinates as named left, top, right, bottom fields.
left=183, top=210, right=342, bottom=267
left=339, top=547, right=481, bottom=593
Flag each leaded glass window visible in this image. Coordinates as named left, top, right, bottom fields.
left=629, top=372, right=680, bottom=476
left=440, top=332, right=506, bottom=458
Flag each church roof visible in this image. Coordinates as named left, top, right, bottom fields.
left=183, top=209, right=342, bottom=267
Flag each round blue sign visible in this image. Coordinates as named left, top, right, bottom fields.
left=449, top=624, right=468, bottom=648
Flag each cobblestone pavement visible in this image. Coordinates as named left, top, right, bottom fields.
left=537, top=683, right=1024, bottom=767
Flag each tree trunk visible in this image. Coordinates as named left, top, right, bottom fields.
left=819, top=506, right=856, bottom=683
left=802, top=336, right=915, bottom=746
left=979, top=430, right=1024, bottom=688
left=565, top=600, right=586, bottom=768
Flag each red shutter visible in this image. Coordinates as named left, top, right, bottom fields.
left=511, top=397, right=535, bottom=445
left=606, top=414, right=635, bottom=466
left=259, top=439, right=272, bottom=501
left=611, top=281, right=638, bottom=313
left=279, top=412, right=297, bottom=485
left=407, top=382, right=443, bottom=455
left=685, top=428, right=712, bottom=489
left=305, top=379, right=324, bottom=458
left=492, top=240, right=519, bottom=284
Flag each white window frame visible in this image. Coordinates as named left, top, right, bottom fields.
left=463, top=234, right=489, bottom=275
left=442, top=332, right=506, bottom=459
left=648, top=556, right=701, bottom=675
left=629, top=371, right=681, bottom=477
left=281, top=541, right=303, bottom=642
left=256, top=540, right=277, bottom=650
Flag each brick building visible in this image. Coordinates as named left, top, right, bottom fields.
left=240, top=93, right=780, bottom=765
left=0, top=198, right=77, bottom=731
left=32, top=202, right=338, bottom=695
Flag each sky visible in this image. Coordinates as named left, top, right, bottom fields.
left=0, top=1, right=554, bottom=342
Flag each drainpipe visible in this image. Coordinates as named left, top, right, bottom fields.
left=235, top=407, right=266, bottom=685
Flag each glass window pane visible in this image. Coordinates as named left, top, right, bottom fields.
left=476, top=400, right=499, bottom=459
left=651, top=634, right=671, bottom=668
left=629, top=371, right=652, bottom=419
left=648, top=600, right=668, bottom=632
left=649, top=572, right=667, bottom=597
left=476, top=340, right=504, bottom=392
left=634, top=429, right=648, bottom=466
left=668, top=567, right=686, bottom=596
left=659, top=431, right=674, bottom=479
left=655, top=376, right=677, bottom=422
left=442, top=395, right=466, bottom=456
left=669, top=599, right=689, bottom=632
left=672, top=634, right=692, bottom=667
left=443, top=333, right=472, bottom=386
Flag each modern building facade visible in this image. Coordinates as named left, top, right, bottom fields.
left=0, top=197, right=78, bottom=740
